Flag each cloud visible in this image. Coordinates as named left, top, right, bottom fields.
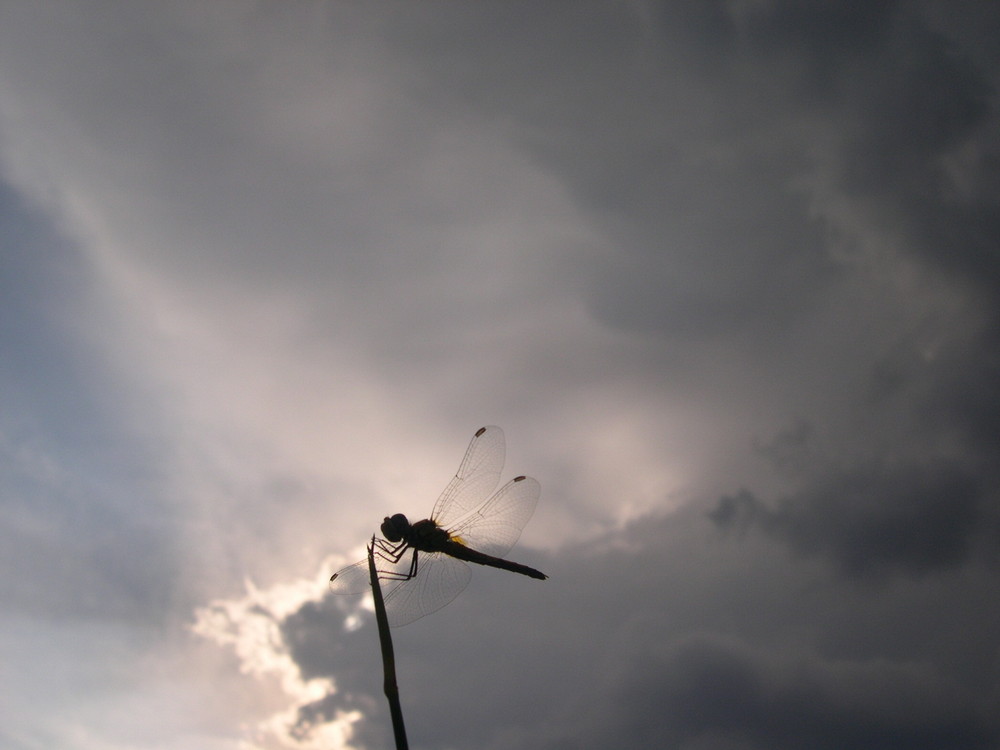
left=1, top=2, right=999, bottom=749
left=711, top=460, right=983, bottom=579
left=574, top=633, right=994, bottom=750
left=191, top=567, right=361, bottom=749
left=241, top=504, right=1000, bottom=750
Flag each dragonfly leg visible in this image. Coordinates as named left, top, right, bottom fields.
left=375, top=549, right=421, bottom=582
left=373, top=538, right=409, bottom=563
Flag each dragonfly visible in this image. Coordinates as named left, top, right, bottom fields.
left=329, top=426, right=546, bottom=626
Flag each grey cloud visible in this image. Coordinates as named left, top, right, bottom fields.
left=718, top=325, right=1000, bottom=585
left=821, top=19, right=1000, bottom=297
left=711, top=460, right=984, bottom=579
left=583, top=163, right=834, bottom=341
left=280, top=597, right=389, bottom=746
left=577, top=634, right=994, bottom=750
left=0, top=4, right=434, bottom=289
left=376, top=2, right=1000, bottom=342
left=281, top=507, right=1000, bottom=750
left=2, top=3, right=999, bottom=748
left=0, top=183, right=185, bottom=623
left=926, top=347, right=1000, bottom=458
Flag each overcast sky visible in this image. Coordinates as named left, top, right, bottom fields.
left=2, top=2, right=999, bottom=749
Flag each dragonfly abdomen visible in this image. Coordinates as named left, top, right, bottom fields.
left=441, top=540, right=547, bottom=580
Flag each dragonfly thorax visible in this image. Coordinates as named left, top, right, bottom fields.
left=381, top=513, right=451, bottom=551
left=407, top=518, right=451, bottom=550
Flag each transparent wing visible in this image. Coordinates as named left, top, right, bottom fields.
left=329, top=426, right=535, bottom=627
left=430, top=426, right=505, bottom=529
left=382, top=553, right=472, bottom=627
left=328, top=546, right=419, bottom=597
left=448, top=475, right=540, bottom=558
left=327, top=558, right=372, bottom=595
left=328, top=547, right=472, bottom=627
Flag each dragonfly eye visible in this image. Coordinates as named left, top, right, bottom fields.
left=381, top=513, right=409, bottom=542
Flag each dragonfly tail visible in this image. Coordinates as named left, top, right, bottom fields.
left=444, top=541, right=547, bottom=580
left=491, top=557, right=548, bottom=580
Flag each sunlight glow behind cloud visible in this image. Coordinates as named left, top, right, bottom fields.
left=191, top=561, right=359, bottom=750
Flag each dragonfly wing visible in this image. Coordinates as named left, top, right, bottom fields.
left=449, top=475, right=541, bottom=558
left=328, top=558, right=372, bottom=595
left=383, top=553, right=472, bottom=627
left=329, top=546, right=419, bottom=598
left=431, top=426, right=505, bottom=529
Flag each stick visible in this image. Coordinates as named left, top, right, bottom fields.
left=368, top=537, right=408, bottom=750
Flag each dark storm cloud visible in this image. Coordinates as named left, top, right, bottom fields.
left=711, top=460, right=983, bottom=579
left=560, top=1, right=1000, bottom=586
left=282, top=506, right=1000, bottom=750
left=380, top=2, right=1000, bottom=341
left=618, top=3, right=998, bottom=341
left=575, top=633, right=994, bottom=750
left=812, top=14, right=1000, bottom=300
left=281, top=596, right=392, bottom=748
left=743, top=2, right=1000, bottom=322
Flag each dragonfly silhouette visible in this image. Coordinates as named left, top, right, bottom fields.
left=329, top=426, right=546, bottom=626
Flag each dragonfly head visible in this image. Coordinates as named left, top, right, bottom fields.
left=381, top=513, right=410, bottom=542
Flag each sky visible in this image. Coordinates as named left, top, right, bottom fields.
left=1, top=2, right=999, bottom=749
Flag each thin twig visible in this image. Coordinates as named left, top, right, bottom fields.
left=368, top=537, right=408, bottom=750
